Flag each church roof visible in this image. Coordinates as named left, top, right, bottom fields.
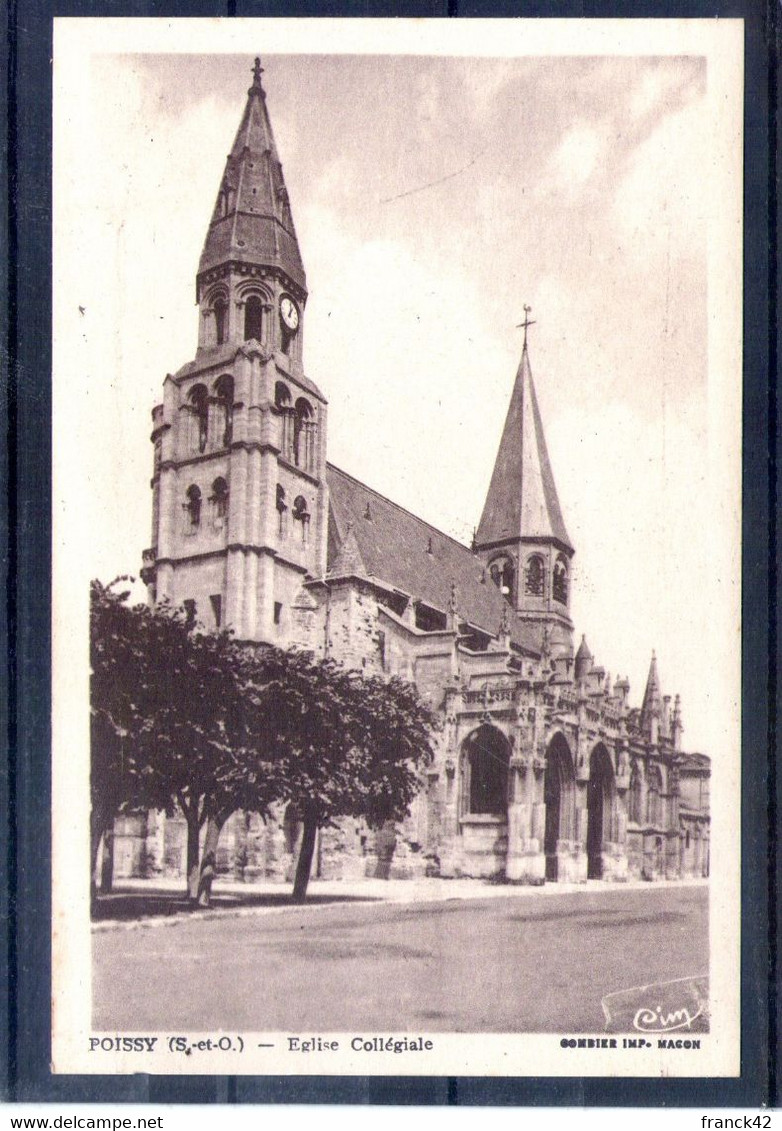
left=476, top=343, right=572, bottom=551
left=325, top=464, right=541, bottom=654
left=198, top=59, right=306, bottom=294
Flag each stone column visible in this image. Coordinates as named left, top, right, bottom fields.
left=573, top=778, right=589, bottom=883
left=242, top=551, right=259, bottom=639
left=157, top=466, right=177, bottom=562
left=505, top=756, right=528, bottom=882
left=438, top=705, right=461, bottom=877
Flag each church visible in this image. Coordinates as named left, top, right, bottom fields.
left=121, top=58, right=710, bottom=887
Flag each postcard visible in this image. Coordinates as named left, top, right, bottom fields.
left=51, top=16, right=743, bottom=1077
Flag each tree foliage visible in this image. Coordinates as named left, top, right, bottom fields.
left=259, top=654, right=439, bottom=899
left=90, top=579, right=439, bottom=906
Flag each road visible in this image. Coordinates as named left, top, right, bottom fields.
left=93, top=884, right=707, bottom=1033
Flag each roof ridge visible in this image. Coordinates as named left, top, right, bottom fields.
left=326, top=463, right=474, bottom=555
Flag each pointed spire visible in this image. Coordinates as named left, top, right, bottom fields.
left=672, top=693, right=684, bottom=750
left=574, top=634, right=592, bottom=681
left=327, top=521, right=367, bottom=579
left=475, top=337, right=572, bottom=550
left=641, top=650, right=662, bottom=720
left=198, top=57, right=306, bottom=294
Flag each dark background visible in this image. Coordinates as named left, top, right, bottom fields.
left=3, top=0, right=777, bottom=1106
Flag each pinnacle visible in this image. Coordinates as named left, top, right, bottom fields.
left=641, top=650, right=662, bottom=720
left=328, top=521, right=368, bottom=580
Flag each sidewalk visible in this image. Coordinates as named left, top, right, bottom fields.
left=93, top=874, right=708, bottom=931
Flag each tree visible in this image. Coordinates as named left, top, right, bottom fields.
left=91, top=580, right=439, bottom=908
left=90, top=581, right=283, bottom=904
left=89, top=578, right=168, bottom=899
left=267, top=657, right=439, bottom=902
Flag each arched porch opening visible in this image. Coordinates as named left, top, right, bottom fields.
left=587, top=743, right=616, bottom=879
left=544, top=733, right=576, bottom=880
left=461, top=725, right=511, bottom=817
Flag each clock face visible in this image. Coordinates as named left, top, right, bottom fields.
left=280, top=296, right=299, bottom=332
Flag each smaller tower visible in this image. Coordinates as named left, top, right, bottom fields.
left=474, top=312, right=574, bottom=657
left=574, top=635, right=593, bottom=682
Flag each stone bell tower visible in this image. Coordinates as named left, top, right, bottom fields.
left=141, top=58, right=328, bottom=643
left=473, top=311, right=574, bottom=659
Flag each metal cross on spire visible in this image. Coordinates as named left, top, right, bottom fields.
left=251, top=57, right=265, bottom=87
left=517, top=304, right=536, bottom=349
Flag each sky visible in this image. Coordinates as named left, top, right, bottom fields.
left=53, top=30, right=742, bottom=761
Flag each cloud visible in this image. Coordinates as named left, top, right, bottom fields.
left=552, top=124, right=603, bottom=192
left=301, top=202, right=511, bottom=536
left=546, top=397, right=723, bottom=758
left=612, top=95, right=707, bottom=256
left=628, top=64, right=687, bottom=123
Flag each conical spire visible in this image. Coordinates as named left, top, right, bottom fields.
left=574, top=634, right=593, bottom=680
left=641, top=651, right=662, bottom=723
left=475, top=341, right=572, bottom=550
left=197, top=57, right=306, bottom=293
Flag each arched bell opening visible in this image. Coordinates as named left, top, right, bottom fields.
left=587, top=743, right=616, bottom=879
left=543, top=733, right=576, bottom=881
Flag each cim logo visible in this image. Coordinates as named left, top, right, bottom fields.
left=602, top=975, right=709, bottom=1034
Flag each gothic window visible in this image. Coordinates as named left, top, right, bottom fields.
left=489, top=555, right=515, bottom=601
left=189, top=384, right=208, bottom=453
left=211, top=477, right=229, bottom=520
left=462, top=725, right=510, bottom=816
left=553, top=554, right=569, bottom=605
left=293, top=398, right=315, bottom=472
left=185, top=484, right=202, bottom=527
left=214, top=375, right=234, bottom=447
left=524, top=554, right=545, bottom=597
left=292, top=495, right=310, bottom=544
left=276, top=484, right=287, bottom=534
left=213, top=297, right=227, bottom=345
left=244, top=295, right=264, bottom=342
left=209, top=594, right=222, bottom=629
left=629, top=763, right=643, bottom=823
left=275, top=382, right=295, bottom=461
left=647, top=766, right=663, bottom=826
left=183, top=599, right=197, bottom=629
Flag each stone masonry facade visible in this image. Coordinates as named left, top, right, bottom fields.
left=110, top=59, right=710, bottom=888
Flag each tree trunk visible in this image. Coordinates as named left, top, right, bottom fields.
left=90, top=804, right=113, bottom=910
left=197, top=813, right=228, bottom=907
left=292, top=815, right=318, bottom=903
left=185, top=807, right=202, bottom=902
left=100, top=827, right=115, bottom=893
